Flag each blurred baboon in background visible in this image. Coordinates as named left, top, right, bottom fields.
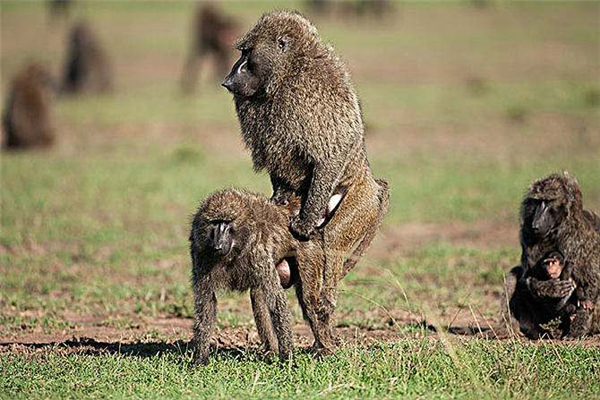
left=346, top=0, right=393, bottom=19
left=503, top=173, right=600, bottom=339
left=61, top=21, right=112, bottom=94
left=48, top=0, right=73, bottom=22
left=307, top=0, right=393, bottom=20
left=2, top=63, right=55, bottom=150
left=180, top=4, right=240, bottom=94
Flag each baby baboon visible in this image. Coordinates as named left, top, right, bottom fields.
left=190, top=188, right=359, bottom=364
left=2, top=63, right=55, bottom=150
left=61, top=21, right=112, bottom=94
left=222, top=12, right=389, bottom=350
left=503, top=173, right=600, bottom=338
left=180, top=4, right=239, bottom=94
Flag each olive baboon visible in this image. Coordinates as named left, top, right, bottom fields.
left=61, top=21, right=112, bottom=94
left=190, top=188, right=352, bottom=364
left=48, top=0, right=73, bottom=21
left=306, top=0, right=393, bottom=19
left=2, top=63, right=55, bottom=150
left=503, top=173, right=600, bottom=338
left=222, top=11, right=389, bottom=352
left=180, top=4, right=239, bottom=94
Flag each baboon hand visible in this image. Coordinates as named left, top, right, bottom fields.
left=528, top=278, right=575, bottom=299
left=271, top=193, right=290, bottom=206
left=290, top=214, right=315, bottom=240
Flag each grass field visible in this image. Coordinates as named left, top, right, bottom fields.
left=1, top=1, right=599, bottom=399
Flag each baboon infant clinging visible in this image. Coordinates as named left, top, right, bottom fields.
left=2, top=63, right=55, bottom=150
left=503, top=173, right=600, bottom=338
left=180, top=4, right=239, bottom=94
left=190, top=188, right=351, bottom=365
left=61, top=21, right=112, bottom=94
left=223, top=11, right=389, bottom=351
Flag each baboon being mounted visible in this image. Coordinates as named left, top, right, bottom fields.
left=180, top=4, right=240, bottom=94
left=2, top=63, right=55, bottom=150
left=502, top=173, right=600, bottom=339
left=61, top=21, right=112, bottom=94
left=222, top=11, right=389, bottom=352
left=190, top=188, right=351, bottom=364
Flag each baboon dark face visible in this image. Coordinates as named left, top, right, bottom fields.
left=222, top=11, right=320, bottom=98
left=207, top=221, right=235, bottom=257
left=221, top=49, right=264, bottom=97
left=523, top=198, right=566, bottom=238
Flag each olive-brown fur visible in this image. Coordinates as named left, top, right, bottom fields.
left=502, top=173, right=600, bottom=338
left=2, top=63, right=55, bottom=150
left=225, top=11, right=390, bottom=351
left=61, top=21, right=112, bottom=94
left=181, top=4, right=239, bottom=94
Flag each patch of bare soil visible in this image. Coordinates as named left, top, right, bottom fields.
left=371, top=219, right=518, bottom=259
left=3, top=309, right=599, bottom=358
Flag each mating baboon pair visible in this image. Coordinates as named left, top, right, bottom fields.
left=191, top=11, right=389, bottom=364
left=2, top=63, right=55, bottom=150
left=503, top=173, right=600, bottom=339
left=180, top=4, right=240, bottom=94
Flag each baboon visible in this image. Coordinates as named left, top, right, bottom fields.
left=2, top=63, right=55, bottom=150
left=48, top=0, right=73, bottom=21
left=307, top=0, right=393, bottom=19
left=503, top=173, right=600, bottom=338
left=180, top=4, right=239, bottom=94
left=61, top=21, right=112, bottom=94
left=222, top=11, right=389, bottom=351
left=190, top=188, right=350, bottom=364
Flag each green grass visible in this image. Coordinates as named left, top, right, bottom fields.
left=1, top=0, right=600, bottom=398
left=2, top=341, right=599, bottom=399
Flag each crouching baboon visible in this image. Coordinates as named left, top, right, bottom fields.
left=222, top=11, right=390, bottom=351
left=180, top=4, right=239, bottom=94
left=502, top=173, right=600, bottom=338
left=2, top=63, right=55, bottom=150
left=61, top=21, right=112, bottom=94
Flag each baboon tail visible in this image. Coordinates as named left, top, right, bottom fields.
left=342, top=178, right=390, bottom=276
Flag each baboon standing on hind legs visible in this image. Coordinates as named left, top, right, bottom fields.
left=222, top=11, right=389, bottom=353
left=502, top=173, right=600, bottom=339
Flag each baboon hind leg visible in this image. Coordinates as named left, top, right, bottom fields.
left=294, top=250, right=335, bottom=354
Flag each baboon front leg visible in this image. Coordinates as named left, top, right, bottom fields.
left=192, top=278, right=217, bottom=366
left=250, top=286, right=278, bottom=354
left=291, top=161, right=344, bottom=239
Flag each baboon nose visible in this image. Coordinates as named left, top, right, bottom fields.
left=221, top=77, right=234, bottom=92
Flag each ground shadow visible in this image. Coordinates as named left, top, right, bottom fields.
left=0, top=338, right=249, bottom=361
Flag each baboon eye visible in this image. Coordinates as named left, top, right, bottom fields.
left=277, top=37, right=289, bottom=51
